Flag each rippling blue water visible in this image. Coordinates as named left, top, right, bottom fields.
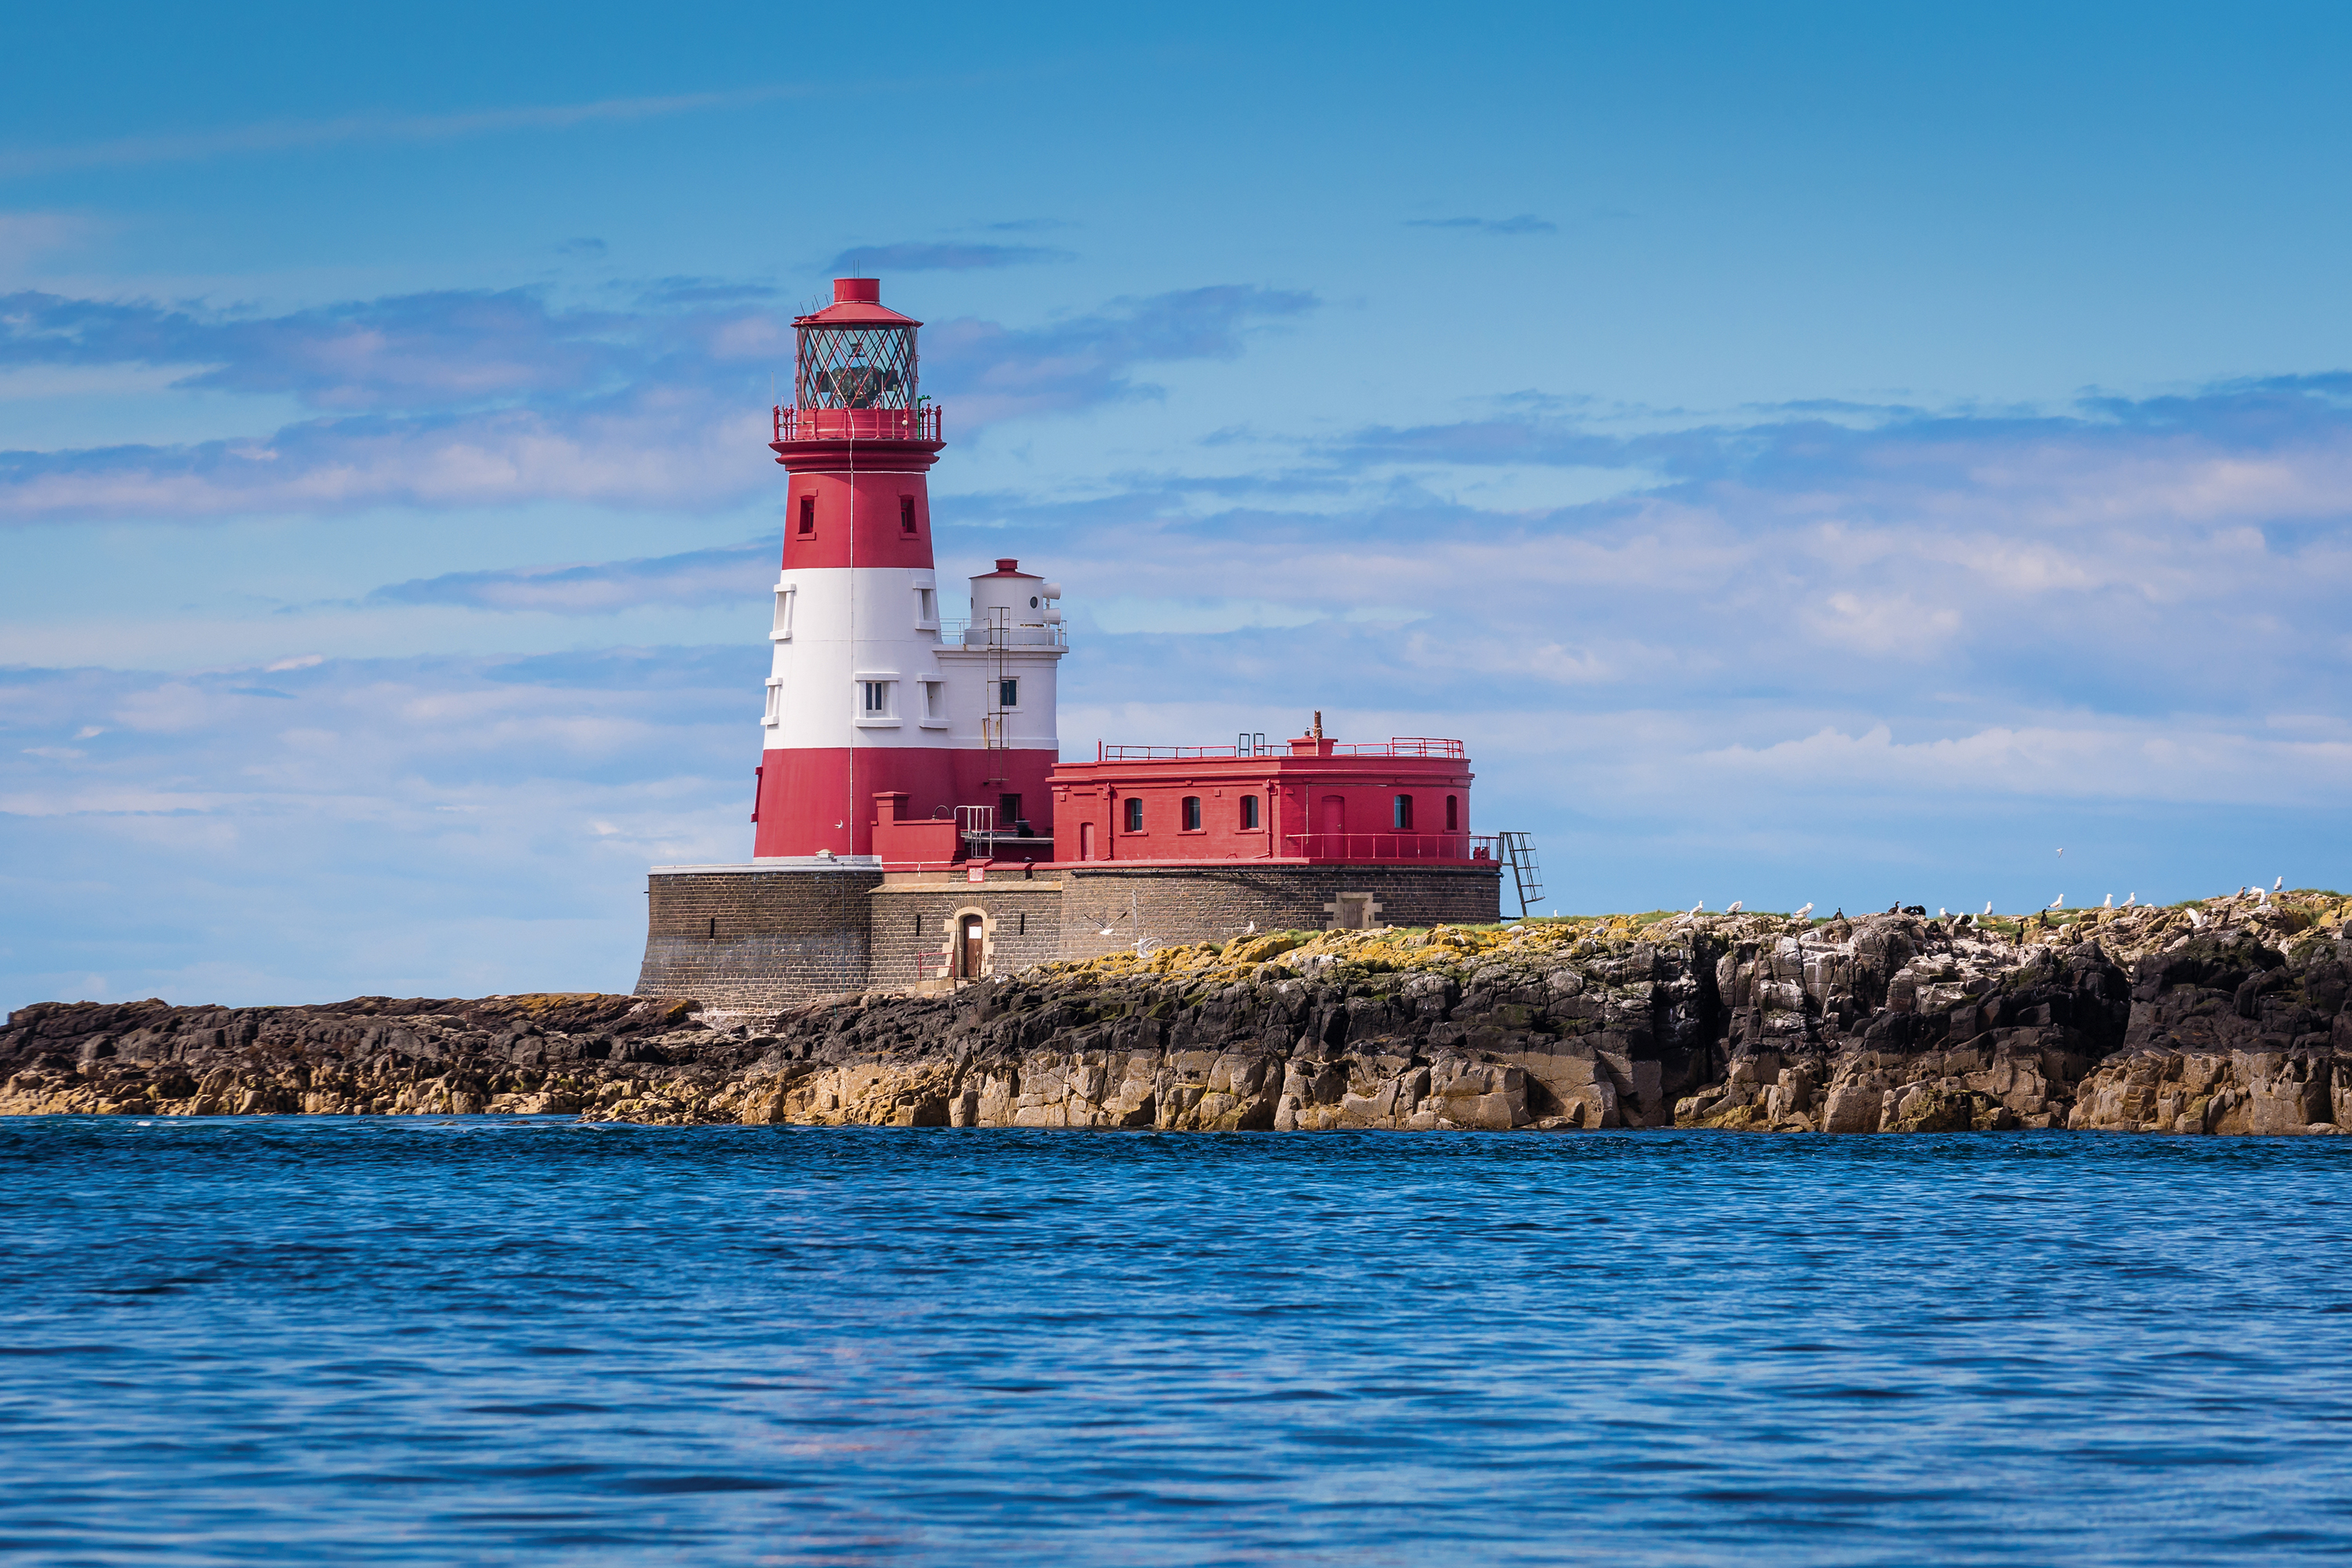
left=5, top=1120, right=2352, bottom=1564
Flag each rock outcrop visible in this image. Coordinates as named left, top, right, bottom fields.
left=5, top=892, right=2348, bottom=1134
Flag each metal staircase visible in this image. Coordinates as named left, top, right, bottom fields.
left=1495, top=831, right=1544, bottom=918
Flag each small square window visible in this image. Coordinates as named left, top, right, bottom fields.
left=862, top=680, right=890, bottom=715
left=1123, top=797, right=1143, bottom=833
left=1240, top=794, right=1259, bottom=829
left=1182, top=796, right=1202, bottom=831
left=998, top=678, right=1018, bottom=708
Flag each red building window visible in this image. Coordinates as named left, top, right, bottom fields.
left=1240, top=794, right=1259, bottom=829
left=1446, top=794, right=1458, bottom=830
left=1394, top=794, right=1414, bottom=829
left=1182, top=797, right=1202, bottom=831
left=1123, top=797, right=1143, bottom=833
left=797, top=496, right=816, bottom=535
left=900, top=496, right=917, bottom=535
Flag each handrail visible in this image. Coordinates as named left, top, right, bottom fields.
left=771, top=405, right=943, bottom=443
left=1280, top=833, right=1497, bottom=862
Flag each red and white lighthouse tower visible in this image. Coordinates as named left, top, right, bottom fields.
left=751, top=278, right=1066, bottom=862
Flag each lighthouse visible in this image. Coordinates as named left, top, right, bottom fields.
left=751, top=278, right=1067, bottom=862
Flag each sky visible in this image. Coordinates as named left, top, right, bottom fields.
left=4, top=1, right=2350, bottom=1011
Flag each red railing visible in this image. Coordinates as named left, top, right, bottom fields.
left=772, top=405, right=943, bottom=444
left=1283, top=833, right=1496, bottom=862
left=1097, top=736, right=1465, bottom=760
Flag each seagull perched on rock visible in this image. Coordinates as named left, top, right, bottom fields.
left=1794, top=902, right=1814, bottom=921
left=2049, top=895, right=2065, bottom=909
left=2257, top=887, right=2271, bottom=906
left=2123, top=893, right=2136, bottom=908
left=2275, top=877, right=2285, bottom=892
left=2103, top=895, right=2113, bottom=909
left=1938, top=906, right=1947, bottom=918
left=1726, top=900, right=1744, bottom=915
left=1983, top=902, right=1994, bottom=916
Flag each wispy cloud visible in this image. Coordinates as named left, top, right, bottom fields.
left=0, top=281, right=1319, bottom=521
left=367, top=542, right=772, bottom=614
left=829, top=241, right=1075, bottom=272
left=0, top=85, right=811, bottom=179
left=1404, top=214, right=1559, bottom=236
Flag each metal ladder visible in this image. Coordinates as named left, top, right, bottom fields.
left=1496, top=831, right=1544, bottom=918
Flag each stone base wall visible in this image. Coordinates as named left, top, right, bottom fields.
left=869, top=880, right=1065, bottom=990
left=1058, top=865, right=1501, bottom=961
left=638, top=862, right=1502, bottom=1006
left=635, top=866, right=882, bottom=1008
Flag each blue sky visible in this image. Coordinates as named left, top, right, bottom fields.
left=5, top=2, right=2350, bottom=1010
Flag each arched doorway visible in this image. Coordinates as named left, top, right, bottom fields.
left=959, top=913, right=985, bottom=979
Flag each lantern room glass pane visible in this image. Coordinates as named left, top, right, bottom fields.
left=797, top=325, right=919, bottom=409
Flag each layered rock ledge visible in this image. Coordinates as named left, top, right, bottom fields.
left=5, top=892, right=2348, bottom=1134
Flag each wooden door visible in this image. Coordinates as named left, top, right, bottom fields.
left=960, top=915, right=985, bottom=978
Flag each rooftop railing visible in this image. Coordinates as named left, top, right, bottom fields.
left=940, top=619, right=1066, bottom=648
left=1094, top=737, right=1465, bottom=760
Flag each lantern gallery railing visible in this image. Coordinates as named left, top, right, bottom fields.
left=771, top=405, right=943, bottom=443
left=1282, top=833, right=1497, bottom=862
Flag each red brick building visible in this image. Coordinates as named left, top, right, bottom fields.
left=1047, top=731, right=1490, bottom=869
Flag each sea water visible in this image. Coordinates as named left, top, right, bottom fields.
left=2, top=1119, right=2350, bottom=1565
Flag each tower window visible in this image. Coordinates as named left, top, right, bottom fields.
left=797, top=496, right=816, bottom=536
left=1000, top=793, right=1022, bottom=829
left=916, top=587, right=936, bottom=626
left=861, top=681, right=890, bottom=715
left=1394, top=794, right=1414, bottom=829
left=1240, top=794, right=1259, bottom=829
left=900, top=496, right=918, bottom=535
left=998, top=678, right=1018, bottom=708
left=921, top=681, right=943, bottom=721
left=1446, top=794, right=1458, bottom=831
left=1123, top=797, right=1143, bottom=833
left=1182, top=796, right=1202, bottom=832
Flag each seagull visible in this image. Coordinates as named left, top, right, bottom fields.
left=1983, top=902, right=1994, bottom=916
left=2122, top=893, right=2136, bottom=908
left=2274, top=877, right=2285, bottom=892
left=1726, top=900, right=1744, bottom=915
left=2049, top=895, right=2065, bottom=909
left=2103, top=895, right=2113, bottom=909
left=2190, top=909, right=2208, bottom=929
left=1243, top=920, right=1257, bottom=935
left=1937, top=907, right=1947, bottom=918
left=2056, top=848, right=2065, bottom=857
left=1794, top=902, right=1814, bottom=921
left=1098, top=924, right=1116, bottom=937
left=2256, top=887, right=2270, bottom=906
left=1689, top=901, right=1704, bottom=916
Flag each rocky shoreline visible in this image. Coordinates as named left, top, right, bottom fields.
left=5, top=891, right=2348, bottom=1135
